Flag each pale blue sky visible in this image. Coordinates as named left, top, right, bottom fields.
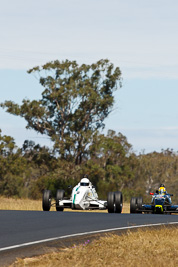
left=0, top=0, right=178, bottom=153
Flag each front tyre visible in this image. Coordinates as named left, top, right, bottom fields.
left=56, top=189, right=65, bottom=211
left=107, top=192, right=115, bottom=213
left=115, top=191, right=123, bottom=213
left=42, top=190, right=51, bottom=211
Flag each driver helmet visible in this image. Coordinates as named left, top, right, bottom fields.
left=158, top=184, right=167, bottom=195
left=80, top=177, right=90, bottom=186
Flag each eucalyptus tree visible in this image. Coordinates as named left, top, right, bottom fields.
left=1, top=59, right=122, bottom=164
left=89, top=130, right=135, bottom=190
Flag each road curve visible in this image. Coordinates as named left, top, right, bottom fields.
left=0, top=210, right=178, bottom=265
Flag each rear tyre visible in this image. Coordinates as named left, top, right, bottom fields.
left=42, top=190, right=51, bottom=211
left=107, top=192, right=115, bottom=213
left=130, top=197, right=137, bottom=213
left=115, top=191, right=123, bottom=213
left=56, top=189, right=65, bottom=211
left=136, top=197, right=143, bottom=213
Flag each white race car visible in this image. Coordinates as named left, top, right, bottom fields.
left=42, top=177, right=123, bottom=213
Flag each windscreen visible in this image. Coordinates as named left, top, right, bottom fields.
left=80, top=183, right=89, bottom=186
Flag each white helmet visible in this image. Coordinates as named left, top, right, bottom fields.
left=80, top=178, right=90, bottom=186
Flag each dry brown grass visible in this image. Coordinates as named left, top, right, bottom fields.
left=0, top=197, right=130, bottom=213
left=10, top=227, right=178, bottom=267
left=0, top=197, right=42, bottom=211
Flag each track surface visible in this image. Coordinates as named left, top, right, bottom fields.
left=0, top=210, right=178, bottom=249
left=0, top=210, right=178, bottom=265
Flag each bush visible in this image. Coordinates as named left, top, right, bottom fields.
left=0, top=174, right=24, bottom=197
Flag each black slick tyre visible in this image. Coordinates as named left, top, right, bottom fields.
left=136, top=197, right=143, bottom=213
left=56, top=189, right=65, bottom=211
left=107, top=192, right=115, bottom=213
left=115, top=191, right=123, bottom=213
left=130, top=197, right=137, bottom=213
left=42, top=190, right=51, bottom=211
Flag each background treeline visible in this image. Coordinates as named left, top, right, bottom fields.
left=0, top=129, right=178, bottom=202
left=0, top=59, right=178, bottom=203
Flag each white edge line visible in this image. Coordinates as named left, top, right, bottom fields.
left=0, top=221, right=178, bottom=252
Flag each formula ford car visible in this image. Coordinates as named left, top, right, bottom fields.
left=42, top=177, right=123, bottom=213
left=130, top=191, right=178, bottom=214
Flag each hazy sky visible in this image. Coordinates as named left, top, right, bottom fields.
left=0, top=0, right=178, bottom=153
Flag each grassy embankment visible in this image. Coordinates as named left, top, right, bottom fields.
left=10, top=227, right=178, bottom=267
left=0, top=197, right=130, bottom=213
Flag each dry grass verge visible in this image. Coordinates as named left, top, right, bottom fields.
left=10, top=227, right=178, bottom=267
left=0, top=197, right=130, bottom=213
left=0, top=197, right=42, bottom=211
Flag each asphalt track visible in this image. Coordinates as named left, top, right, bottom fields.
left=0, top=210, right=178, bottom=266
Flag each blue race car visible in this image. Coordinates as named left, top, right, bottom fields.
left=130, top=190, right=178, bottom=214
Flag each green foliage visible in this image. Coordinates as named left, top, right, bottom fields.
left=0, top=127, right=178, bottom=202
left=89, top=130, right=136, bottom=190
left=0, top=173, right=24, bottom=197
left=0, top=127, right=136, bottom=200
left=0, top=129, right=16, bottom=156
left=1, top=59, right=122, bottom=165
